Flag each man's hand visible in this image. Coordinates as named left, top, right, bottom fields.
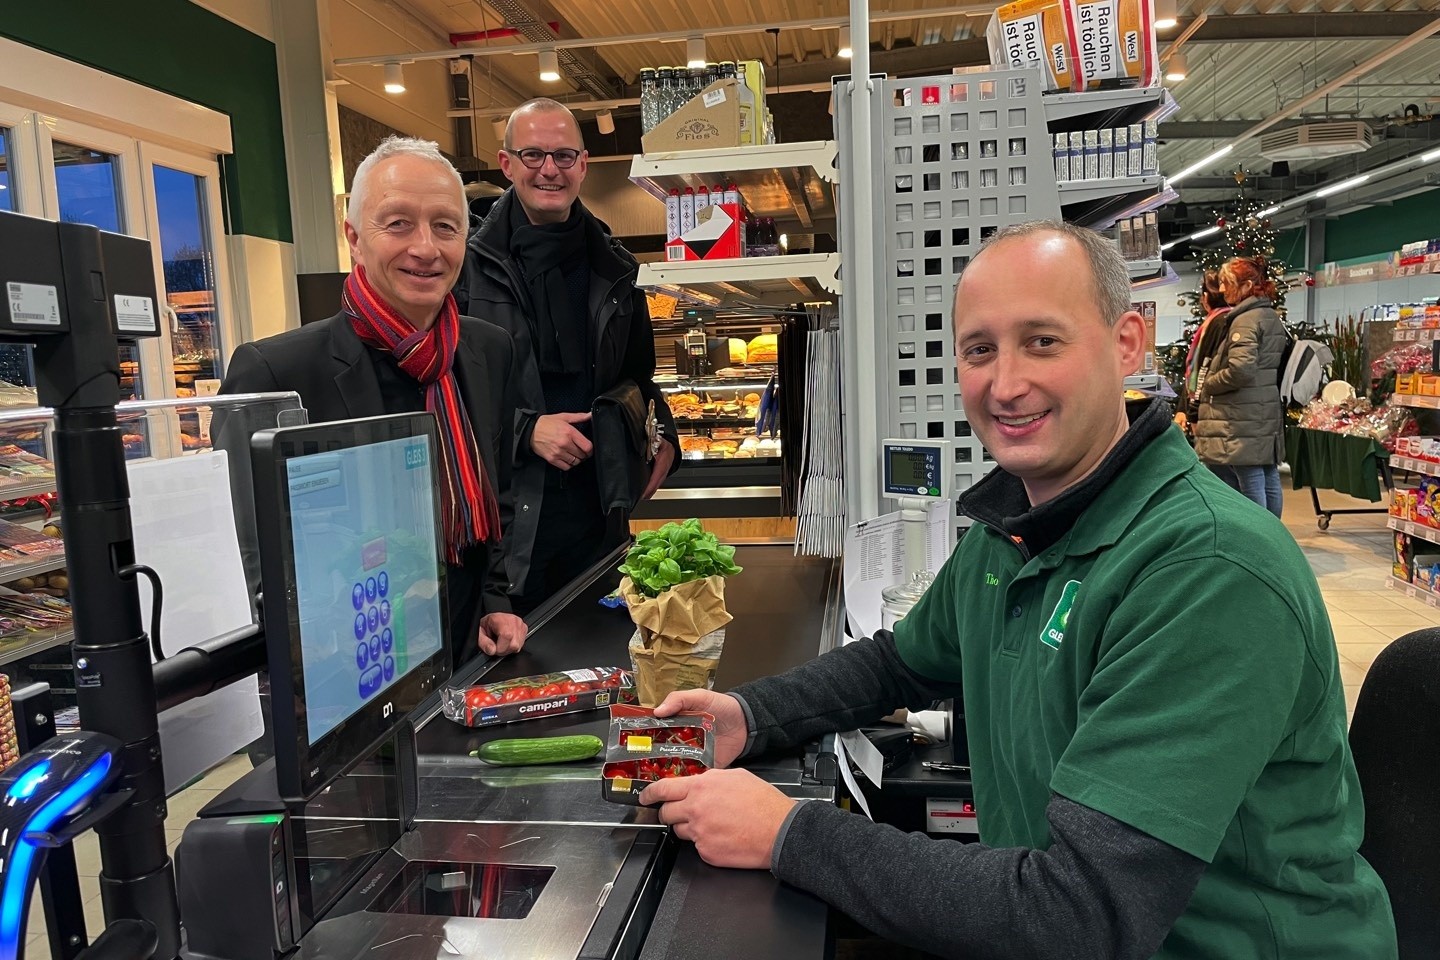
left=653, top=689, right=747, bottom=767
left=531, top=412, right=593, bottom=470
left=641, top=440, right=676, bottom=501
left=477, top=612, right=527, bottom=657
left=640, top=768, right=796, bottom=870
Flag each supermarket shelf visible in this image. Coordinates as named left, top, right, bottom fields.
left=1393, top=394, right=1440, bottom=409
left=629, top=141, right=838, bottom=230
left=1059, top=175, right=1173, bottom=230
left=0, top=626, right=72, bottom=669
left=1058, top=174, right=1164, bottom=206
left=1391, top=327, right=1440, bottom=343
left=1388, top=516, right=1440, bottom=546
left=673, top=416, right=763, bottom=429
left=1126, top=257, right=1164, bottom=280
left=0, top=479, right=57, bottom=503
left=1043, top=86, right=1167, bottom=127
left=1132, top=263, right=1178, bottom=291
left=0, top=555, right=65, bottom=586
left=1390, top=454, right=1440, bottom=477
left=1393, top=255, right=1440, bottom=279
left=638, top=253, right=841, bottom=307
left=1386, top=575, right=1440, bottom=609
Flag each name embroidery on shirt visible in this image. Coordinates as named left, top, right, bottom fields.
left=1040, top=580, right=1081, bottom=650
left=984, top=572, right=1000, bottom=586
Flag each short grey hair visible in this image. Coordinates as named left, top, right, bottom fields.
left=503, top=98, right=584, bottom=151
left=346, top=136, right=464, bottom=227
left=959, top=220, right=1132, bottom=325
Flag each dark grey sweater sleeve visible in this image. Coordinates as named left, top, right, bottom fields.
left=775, top=793, right=1204, bottom=960
left=730, top=630, right=961, bottom=758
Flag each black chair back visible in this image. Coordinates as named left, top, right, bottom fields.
left=1348, top=627, right=1440, bottom=958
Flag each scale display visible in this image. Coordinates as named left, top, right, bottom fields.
left=882, top=441, right=948, bottom=499
left=285, top=436, right=444, bottom=745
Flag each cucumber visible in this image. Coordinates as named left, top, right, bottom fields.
left=472, top=734, right=604, bottom=766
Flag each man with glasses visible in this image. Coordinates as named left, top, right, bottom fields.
left=455, top=98, right=678, bottom=613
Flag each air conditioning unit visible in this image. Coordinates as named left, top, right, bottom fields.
left=1259, top=122, right=1374, bottom=161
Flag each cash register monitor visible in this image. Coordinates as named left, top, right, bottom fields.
left=251, top=413, right=450, bottom=801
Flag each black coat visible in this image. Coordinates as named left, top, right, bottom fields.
left=219, top=311, right=519, bottom=667
left=453, top=189, right=678, bottom=596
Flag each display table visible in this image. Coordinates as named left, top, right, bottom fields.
left=1285, top=426, right=1393, bottom=528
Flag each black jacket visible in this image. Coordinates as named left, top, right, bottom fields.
left=219, top=311, right=519, bottom=667
left=453, top=188, right=678, bottom=595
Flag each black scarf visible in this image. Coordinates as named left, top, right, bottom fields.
left=509, top=200, right=588, bottom=375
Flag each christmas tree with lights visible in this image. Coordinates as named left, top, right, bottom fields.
left=1185, top=194, right=1290, bottom=321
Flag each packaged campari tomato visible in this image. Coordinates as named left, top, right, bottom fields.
left=601, top=704, right=716, bottom=805
left=441, top=667, right=636, bottom=728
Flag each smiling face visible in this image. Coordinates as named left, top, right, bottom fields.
left=498, top=106, right=588, bottom=225
left=953, top=231, right=1146, bottom=506
left=344, top=154, right=466, bottom=330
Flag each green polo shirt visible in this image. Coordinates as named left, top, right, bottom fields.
left=895, top=426, right=1395, bottom=959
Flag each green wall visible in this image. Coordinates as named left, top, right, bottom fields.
left=1, top=1, right=291, bottom=243
left=1322, top=187, right=1440, bottom=265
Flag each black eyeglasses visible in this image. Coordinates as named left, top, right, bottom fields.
left=507, top=148, right=582, bottom=169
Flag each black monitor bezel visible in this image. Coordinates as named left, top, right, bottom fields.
left=251, top=413, right=450, bottom=801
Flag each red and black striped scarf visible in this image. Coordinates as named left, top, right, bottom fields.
left=342, top=265, right=500, bottom=563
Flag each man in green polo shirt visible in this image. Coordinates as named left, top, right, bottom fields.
left=641, top=221, right=1396, bottom=958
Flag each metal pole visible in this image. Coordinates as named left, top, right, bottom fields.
left=847, top=0, right=880, bottom=523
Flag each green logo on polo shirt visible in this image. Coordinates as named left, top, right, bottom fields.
left=1040, top=580, right=1081, bottom=650
left=984, top=572, right=1000, bottom=586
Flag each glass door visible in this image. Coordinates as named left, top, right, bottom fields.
left=139, top=144, right=237, bottom=453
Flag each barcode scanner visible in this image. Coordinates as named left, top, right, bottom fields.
left=0, top=732, right=125, bottom=959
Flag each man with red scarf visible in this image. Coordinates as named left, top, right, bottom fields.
left=221, top=137, right=526, bottom=667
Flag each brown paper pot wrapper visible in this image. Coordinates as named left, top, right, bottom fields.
left=621, top=575, right=732, bottom=707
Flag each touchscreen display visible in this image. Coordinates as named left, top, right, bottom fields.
left=285, top=436, right=444, bottom=745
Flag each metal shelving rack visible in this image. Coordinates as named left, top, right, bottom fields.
left=841, top=67, right=1174, bottom=534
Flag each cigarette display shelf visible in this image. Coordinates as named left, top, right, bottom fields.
left=1042, top=85, right=1176, bottom=130
left=1059, top=175, right=1172, bottom=230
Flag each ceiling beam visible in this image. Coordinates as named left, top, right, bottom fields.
left=1177, top=12, right=1440, bottom=43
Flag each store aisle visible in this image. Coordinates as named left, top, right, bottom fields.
left=24, top=483, right=1424, bottom=955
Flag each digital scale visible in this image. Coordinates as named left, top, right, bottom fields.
left=879, top=439, right=951, bottom=624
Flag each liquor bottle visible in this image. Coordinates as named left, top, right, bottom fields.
left=639, top=67, right=658, bottom=133
left=656, top=67, right=676, bottom=124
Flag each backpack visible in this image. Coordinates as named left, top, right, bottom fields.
left=1278, top=331, right=1332, bottom=406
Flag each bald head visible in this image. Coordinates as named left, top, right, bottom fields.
left=956, top=220, right=1132, bottom=327
left=504, top=99, right=583, bottom=151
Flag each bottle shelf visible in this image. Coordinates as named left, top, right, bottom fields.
left=630, top=141, right=838, bottom=231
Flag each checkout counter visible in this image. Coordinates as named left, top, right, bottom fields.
left=179, top=508, right=844, bottom=960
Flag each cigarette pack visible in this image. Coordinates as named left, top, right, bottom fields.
left=1083, top=129, right=1100, bottom=180
left=1054, top=133, right=1069, bottom=182
left=988, top=0, right=1085, bottom=92
left=1098, top=127, right=1114, bottom=179
left=1070, top=0, right=1157, bottom=90
left=1142, top=119, right=1159, bottom=174
left=1119, top=219, right=1135, bottom=260
left=1069, top=131, right=1085, bottom=181
left=1127, top=123, right=1144, bottom=176
left=1143, top=211, right=1160, bottom=259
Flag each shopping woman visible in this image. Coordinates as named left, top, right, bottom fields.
left=1175, top=269, right=1232, bottom=434
left=1192, top=257, right=1287, bottom=517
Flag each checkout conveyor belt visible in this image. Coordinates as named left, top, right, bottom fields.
left=392, top=543, right=843, bottom=960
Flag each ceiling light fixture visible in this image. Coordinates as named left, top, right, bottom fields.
left=383, top=62, right=406, bottom=94
left=1164, top=52, right=1187, bottom=83
left=538, top=48, right=560, bottom=82
left=1168, top=144, right=1234, bottom=185
left=1154, top=0, right=1178, bottom=30
left=597, top=109, right=615, bottom=135
left=686, top=37, right=706, bottom=69
left=1315, top=173, right=1371, bottom=198
left=1257, top=205, right=1281, bottom=217
left=1421, top=146, right=1440, bottom=163
left=1191, top=225, right=1221, bottom=240
left=838, top=25, right=853, bottom=59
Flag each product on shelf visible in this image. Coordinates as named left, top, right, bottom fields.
left=0, top=445, right=54, bottom=494
left=728, top=338, right=748, bottom=365
left=987, top=0, right=1082, bottom=92
left=1118, top=213, right=1162, bottom=261
left=1299, top=397, right=1419, bottom=451
left=1070, top=0, right=1158, bottom=90
left=638, top=60, right=767, bottom=153
left=1055, top=125, right=1158, bottom=183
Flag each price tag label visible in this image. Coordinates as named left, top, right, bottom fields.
left=702, top=88, right=726, bottom=108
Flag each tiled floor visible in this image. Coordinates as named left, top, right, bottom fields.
left=21, top=479, right=1429, bottom=956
